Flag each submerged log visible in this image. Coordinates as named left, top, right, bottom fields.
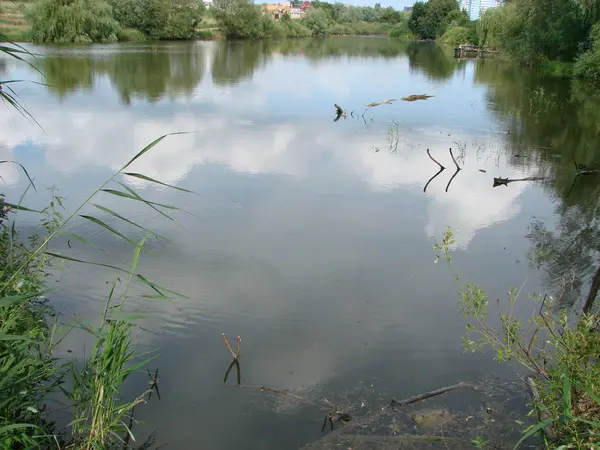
left=390, top=382, right=473, bottom=408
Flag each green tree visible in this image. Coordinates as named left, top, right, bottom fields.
left=213, top=0, right=264, bottom=39
left=303, top=7, right=329, bottom=36
left=110, top=0, right=203, bottom=40
left=574, top=23, right=600, bottom=81
left=28, top=0, right=120, bottom=43
left=408, top=1, right=431, bottom=38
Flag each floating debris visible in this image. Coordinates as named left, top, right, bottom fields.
left=479, top=169, right=487, bottom=173
left=333, top=104, right=346, bottom=122
left=402, top=94, right=434, bottom=102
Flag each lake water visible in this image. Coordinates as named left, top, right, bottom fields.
left=1, top=37, right=599, bottom=449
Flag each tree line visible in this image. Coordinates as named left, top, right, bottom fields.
left=408, top=0, right=600, bottom=81
left=22, top=0, right=410, bottom=43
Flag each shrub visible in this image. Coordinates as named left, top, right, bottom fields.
left=28, top=0, right=120, bottom=43
left=111, top=0, right=204, bottom=40
left=573, top=24, right=600, bottom=82
left=213, top=0, right=264, bottom=39
left=388, top=21, right=411, bottom=38
left=303, top=7, right=329, bottom=36
left=195, top=29, right=214, bottom=39
left=117, top=27, right=147, bottom=41
left=440, top=25, right=477, bottom=45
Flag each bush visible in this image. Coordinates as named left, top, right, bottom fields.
left=440, top=25, right=477, bottom=45
left=213, top=0, right=264, bottom=39
left=28, top=0, right=120, bottom=43
left=574, top=24, right=600, bottom=82
left=117, top=27, right=147, bottom=41
left=111, top=0, right=203, bottom=40
left=195, top=29, right=214, bottom=40
left=303, top=7, right=329, bottom=36
left=388, top=21, right=411, bottom=38
left=277, top=16, right=312, bottom=37
left=328, top=23, right=349, bottom=35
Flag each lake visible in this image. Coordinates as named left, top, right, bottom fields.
left=1, top=37, right=599, bottom=449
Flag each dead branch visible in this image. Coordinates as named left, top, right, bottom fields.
left=222, top=333, right=238, bottom=360
left=389, top=382, right=473, bottom=409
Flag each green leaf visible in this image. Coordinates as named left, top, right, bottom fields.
left=120, top=132, right=187, bottom=171
left=563, top=370, right=572, bottom=419
left=0, top=333, right=30, bottom=341
left=44, top=251, right=127, bottom=273
left=101, top=187, right=174, bottom=221
left=0, top=294, right=38, bottom=308
left=136, top=274, right=189, bottom=299
left=0, top=160, right=37, bottom=192
left=91, top=204, right=166, bottom=240
left=0, top=423, right=39, bottom=434
left=124, top=172, right=194, bottom=193
left=60, top=232, right=105, bottom=251
left=79, top=215, right=140, bottom=248
left=513, top=418, right=554, bottom=449
left=1, top=202, right=40, bottom=213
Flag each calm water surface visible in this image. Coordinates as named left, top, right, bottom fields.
left=1, top=37, right=599, bottom=448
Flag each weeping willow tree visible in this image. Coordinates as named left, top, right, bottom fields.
left=28, top=0, right=120, bottom=43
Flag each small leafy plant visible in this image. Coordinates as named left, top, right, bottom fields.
left=434, top=227, right=600, bottom=449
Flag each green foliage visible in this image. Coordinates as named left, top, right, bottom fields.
left=478, top=5, right=514, bottom=49
left=116, top=27, right=147, bottom=41
left=303, top=7, right=329, bottom=36
left=409, top=0, right=461, bottom=40
left=28, top=0, right=120, bottom=43
left=478, top=0, right=590, bottom=64
left=0, top=127, right=191, bottom=447
left=213, top=0, right=264, bottom=39
left=0, top=230, right=59, bottom=448
left=195, top=29, right=214, bottom=39
left=213, top=0, right=404, bottom=40
left=110, top=0, right=204, bottom=40
left=434, top=227, right=600, bottom=448
left=574, top=23, right=600, bottom=82
left=440, top=25, right=477, bottom=44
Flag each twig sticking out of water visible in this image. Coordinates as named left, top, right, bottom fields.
left=147, top=368, right=161, bottom=401
left=223, top=333, right=240, bottom=360
left=223, top=333, right=242, bottom=385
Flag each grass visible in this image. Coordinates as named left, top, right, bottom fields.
left=0, top=0, right=33, bottom=41
left=434, top=227, right=600, bottom=449
left=1, top=42, right=193, bottom=446
left=0, top=136, right=191, bottom=446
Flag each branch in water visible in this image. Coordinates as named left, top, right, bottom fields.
left=389, top=381, right=473, bottom=408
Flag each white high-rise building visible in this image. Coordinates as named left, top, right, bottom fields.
left=460, top=0, right=502, bottom=20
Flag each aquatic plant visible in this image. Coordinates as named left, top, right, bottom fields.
left=434, top=227, right=600, bottom=449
